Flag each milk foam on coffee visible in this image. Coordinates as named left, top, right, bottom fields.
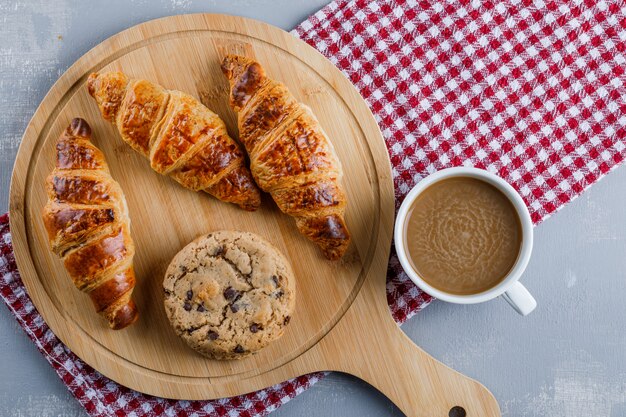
left=403, top=177, right=522, bottom=295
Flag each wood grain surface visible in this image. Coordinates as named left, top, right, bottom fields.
left=9, top=14, right=500, bottom=416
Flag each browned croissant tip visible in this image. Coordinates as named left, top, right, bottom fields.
left=69, top=118, right=91, bottom=138
left=220, top=55, right=241, bottom=79
left=238, top=189, right=262, bottom=211
left=220, top=55, right=261, bottom=80
left=320, top=235, right=351, bottom=260
left=296, top=215, right=351, bottom=260
left=88, top=270, right=136, bottom=313
left=322, top=245, right=348, bottom=261
left=87, top=73, right=98, bottom=97
left=109, top=300, right=139, bottom=330
left=220, top=58, right=232, bottom=79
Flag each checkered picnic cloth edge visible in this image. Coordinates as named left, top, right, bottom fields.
left=2, top=0, right=625, bottom=415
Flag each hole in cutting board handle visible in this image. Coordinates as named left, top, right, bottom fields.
left=449, top=406, right=466, bottom=417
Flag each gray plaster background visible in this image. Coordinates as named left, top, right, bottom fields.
left=1, top=1, right=625, bottom=416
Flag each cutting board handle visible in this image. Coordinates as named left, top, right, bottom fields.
left=324, top=294, right=501, bottom=417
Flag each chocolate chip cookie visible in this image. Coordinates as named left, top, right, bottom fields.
left=163, top=231, right=295, bottom=360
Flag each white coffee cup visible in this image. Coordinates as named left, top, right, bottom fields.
left=394, top=167, right=537, bottom=315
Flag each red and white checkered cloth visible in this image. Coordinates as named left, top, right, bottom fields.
left=2, top=0, right=626, bottom=415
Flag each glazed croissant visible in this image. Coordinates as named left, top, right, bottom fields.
left=42, top=118, right=139, bottom=330
left=221, top=55, right=350, bottom=260
left=87, top=71, right=261, bottom=211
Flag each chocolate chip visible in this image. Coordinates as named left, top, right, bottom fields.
left=223, top=287, right=238, bottom=301
left=448, top=406, right=466, bottom=417
left=213, top=245, right=225, bottom=256
left=234, top=345, right=245, bottom=354
left=197, top=304, right=205, bottom=312
left=283, top=316, right=291, bottom=325
left=230, top=304, right=239, bottom=313
left=208, top=330, right=219, bottom=340
left=186, top=290, right=193, bottom=300
left=274, top=290, right=284, bottom=299
left=271, top=275, right=279, bottom=286
left=184, top=302, right=191, bottom=311
left=250, top=323, right=260, bottom=333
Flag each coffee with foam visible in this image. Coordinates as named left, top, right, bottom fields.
left=403, top=177, right=522, bottom=295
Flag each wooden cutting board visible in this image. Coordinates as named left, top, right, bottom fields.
left=9, top=14, right=501, bottom=416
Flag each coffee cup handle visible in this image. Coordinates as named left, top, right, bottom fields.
left=501, top=281, right=537, bottom=315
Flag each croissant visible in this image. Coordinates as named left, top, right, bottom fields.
left=221, top=55, right=350, bottom=260
left=42, top=118, right=139, bottom=330
left=87, top=71, right=261, bottom=211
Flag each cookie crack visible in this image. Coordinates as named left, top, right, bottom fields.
left=216, top=301, right=231, bottom=327
left=185, top=323, right=207, bottom=334
left=226, top=237, right=255, bottom=285
left=166, top=269, right=190, bottom=304
left=219, top=254, right=254, bottom=290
